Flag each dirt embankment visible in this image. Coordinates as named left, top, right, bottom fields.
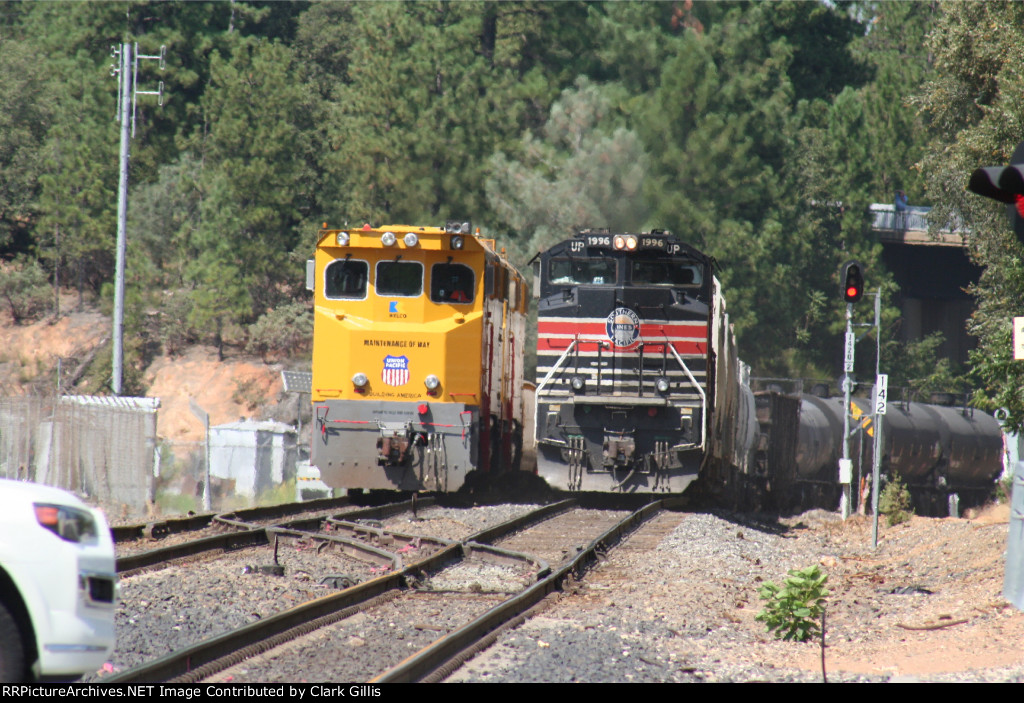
left=0, top=304, right=291, bottom=442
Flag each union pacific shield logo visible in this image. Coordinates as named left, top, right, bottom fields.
left=382, top=355, right=410, bottom=386
left=606, top=307, right=641, bottom=348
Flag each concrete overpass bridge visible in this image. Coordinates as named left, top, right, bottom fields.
left=868, top=203, right=979, bottom=366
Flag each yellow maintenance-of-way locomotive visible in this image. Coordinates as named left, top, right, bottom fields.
left=307, top=222, right=527, bottom=492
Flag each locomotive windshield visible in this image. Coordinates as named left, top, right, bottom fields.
left=324, top=259, right=368, bottom=299
left=375, top=260, right=423, bottom=297
left=549, top=258, right=617, bottom=285
left=630, top=259, right=702, bottom=287
left=431, top=262, right=475, bottom=303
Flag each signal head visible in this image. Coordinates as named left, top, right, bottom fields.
left=967, top=142, right=1024, bottom=244
left=840, top=260, right=864, bottom=303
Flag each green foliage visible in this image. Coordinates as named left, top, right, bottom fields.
left=245, top=301, right=313, bottom=362
left=0, top=37, right=48, bottom=252
left=0, top=1, right=984, bottom=396
left=913, top=1, right=1024, bottom=432
left=0, top=256, right=50, bottom=324
left=995, top=471, right=1014, bottom=504
left=155, top=490, right=202, bottom=518
left=313, top=1, right=587, bottom=226
left=186, top=36, right=315, bottom=327
left=756, top=565, right=829, bottom=642
left=883, top=332, right=970, bottom=401
left=257, top=479, right=298, bottom=509
left=879, top=473, right=913, bottom=526
left=78, top=336, right=147, bottom=397
left=486, top=77, right=650, bottom=264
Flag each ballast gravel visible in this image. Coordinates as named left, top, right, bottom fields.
left=448, top=508, right=1024, bottom=683
left=92, top=503, right=1024, bottom=683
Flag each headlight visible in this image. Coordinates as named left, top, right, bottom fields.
left=381, top=231, right=397, bottom=246
left=352, top=372, right=368, bottom=387
left=570, top=376, right=586, bottom=392
left=450, top=235, right=464, bottom=250
left=336, top=232, right=350, bottom=246
left=445, top=220, right=472, bottom=234
left=34, top=503, right=97, bottom=543
left=403, top=232, right=418, bottom=247
left=614, top=235, right=637, bottom=250
left=424, top=374, right=440, bottom=390
left=655, top=376, right=671, bottom=393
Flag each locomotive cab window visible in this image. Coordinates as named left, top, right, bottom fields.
left=549, top=258, right=617, bottom=285
left=630, top=260, right=702, bottom=287
left=324, top=258, right=369, bottom=299
left=375, top=260, right=423, bottom=297
left=430, top=262, right=475, bottom=304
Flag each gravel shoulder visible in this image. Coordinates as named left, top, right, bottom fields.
left=449, top=503, right=1024, bottom=683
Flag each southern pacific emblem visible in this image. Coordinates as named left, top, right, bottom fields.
left=606, top=307, right=641, bottom=348
left=382, top=355, right=410, bottom=386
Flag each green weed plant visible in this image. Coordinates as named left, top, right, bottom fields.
left=756, top=565, right=829, bottom=642
left=879, top=472, right=913, bottom=526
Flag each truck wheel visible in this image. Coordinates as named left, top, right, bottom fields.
left=0, top=601, right=26, bottom=682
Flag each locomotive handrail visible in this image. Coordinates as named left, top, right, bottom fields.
left=535, top=338, right=578, bottom=396
left=665, top=341, right=706, bottom=450
left=534, top=339, right=579, bottom=451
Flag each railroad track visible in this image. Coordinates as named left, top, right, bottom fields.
left=101, top=497, right=679, bottom=683
left=113, top=496, right=422, bottom=564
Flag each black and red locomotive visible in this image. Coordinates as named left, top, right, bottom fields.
left=531, top=229, right=758, bottom=493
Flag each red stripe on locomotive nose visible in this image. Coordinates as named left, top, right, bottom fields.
left=539, top=338, right=707, bottom=355
left=537, top=320, right=708, bottom=337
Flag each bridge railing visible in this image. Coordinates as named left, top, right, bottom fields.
left=869, top=204, right=968, bottom=245
left=869, top=204, right=933, bottom=232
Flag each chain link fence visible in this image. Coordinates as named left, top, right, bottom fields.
left=0, top=394, right=158, bottom=518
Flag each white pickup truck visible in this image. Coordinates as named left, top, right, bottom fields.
left=0, top=480, right=117, bottom=682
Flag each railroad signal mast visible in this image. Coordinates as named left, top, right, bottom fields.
left=837, top=259, right=885, bottom=545
left=838, top=260, right=864, bottom=519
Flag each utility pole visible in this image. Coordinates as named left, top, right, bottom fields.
left=110, top=42, right=165, bottom=395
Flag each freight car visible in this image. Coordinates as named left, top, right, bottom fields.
left=531, top=228, right=757, bottom=493
left=772, top=390, right=1004, bottom=515
left=306, top=222, right=527, bottom=492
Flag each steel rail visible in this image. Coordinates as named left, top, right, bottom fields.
left=111, top=512, right=217, bottom=543
left=265, top=526, right=411, bottom=571
left=114, top=497, right=434, bottom=573
left=111, top=496, right=358, bottom=543
left=116, top=528, right=271, bottom=573
left=369, top=498, right=670, bottom=683
left=102, top=500, right=571, bottom=683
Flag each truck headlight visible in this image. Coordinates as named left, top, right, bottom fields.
left=34, top=504, right=97, bottom=543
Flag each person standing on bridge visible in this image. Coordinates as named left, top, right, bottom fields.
left=894, top=189, right=909, bottom=230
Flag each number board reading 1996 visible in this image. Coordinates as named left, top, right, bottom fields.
left=584, top=235, right=670, bottom=248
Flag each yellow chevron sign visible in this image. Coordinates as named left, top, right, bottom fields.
left=850, top=402, right=874, bottom=437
